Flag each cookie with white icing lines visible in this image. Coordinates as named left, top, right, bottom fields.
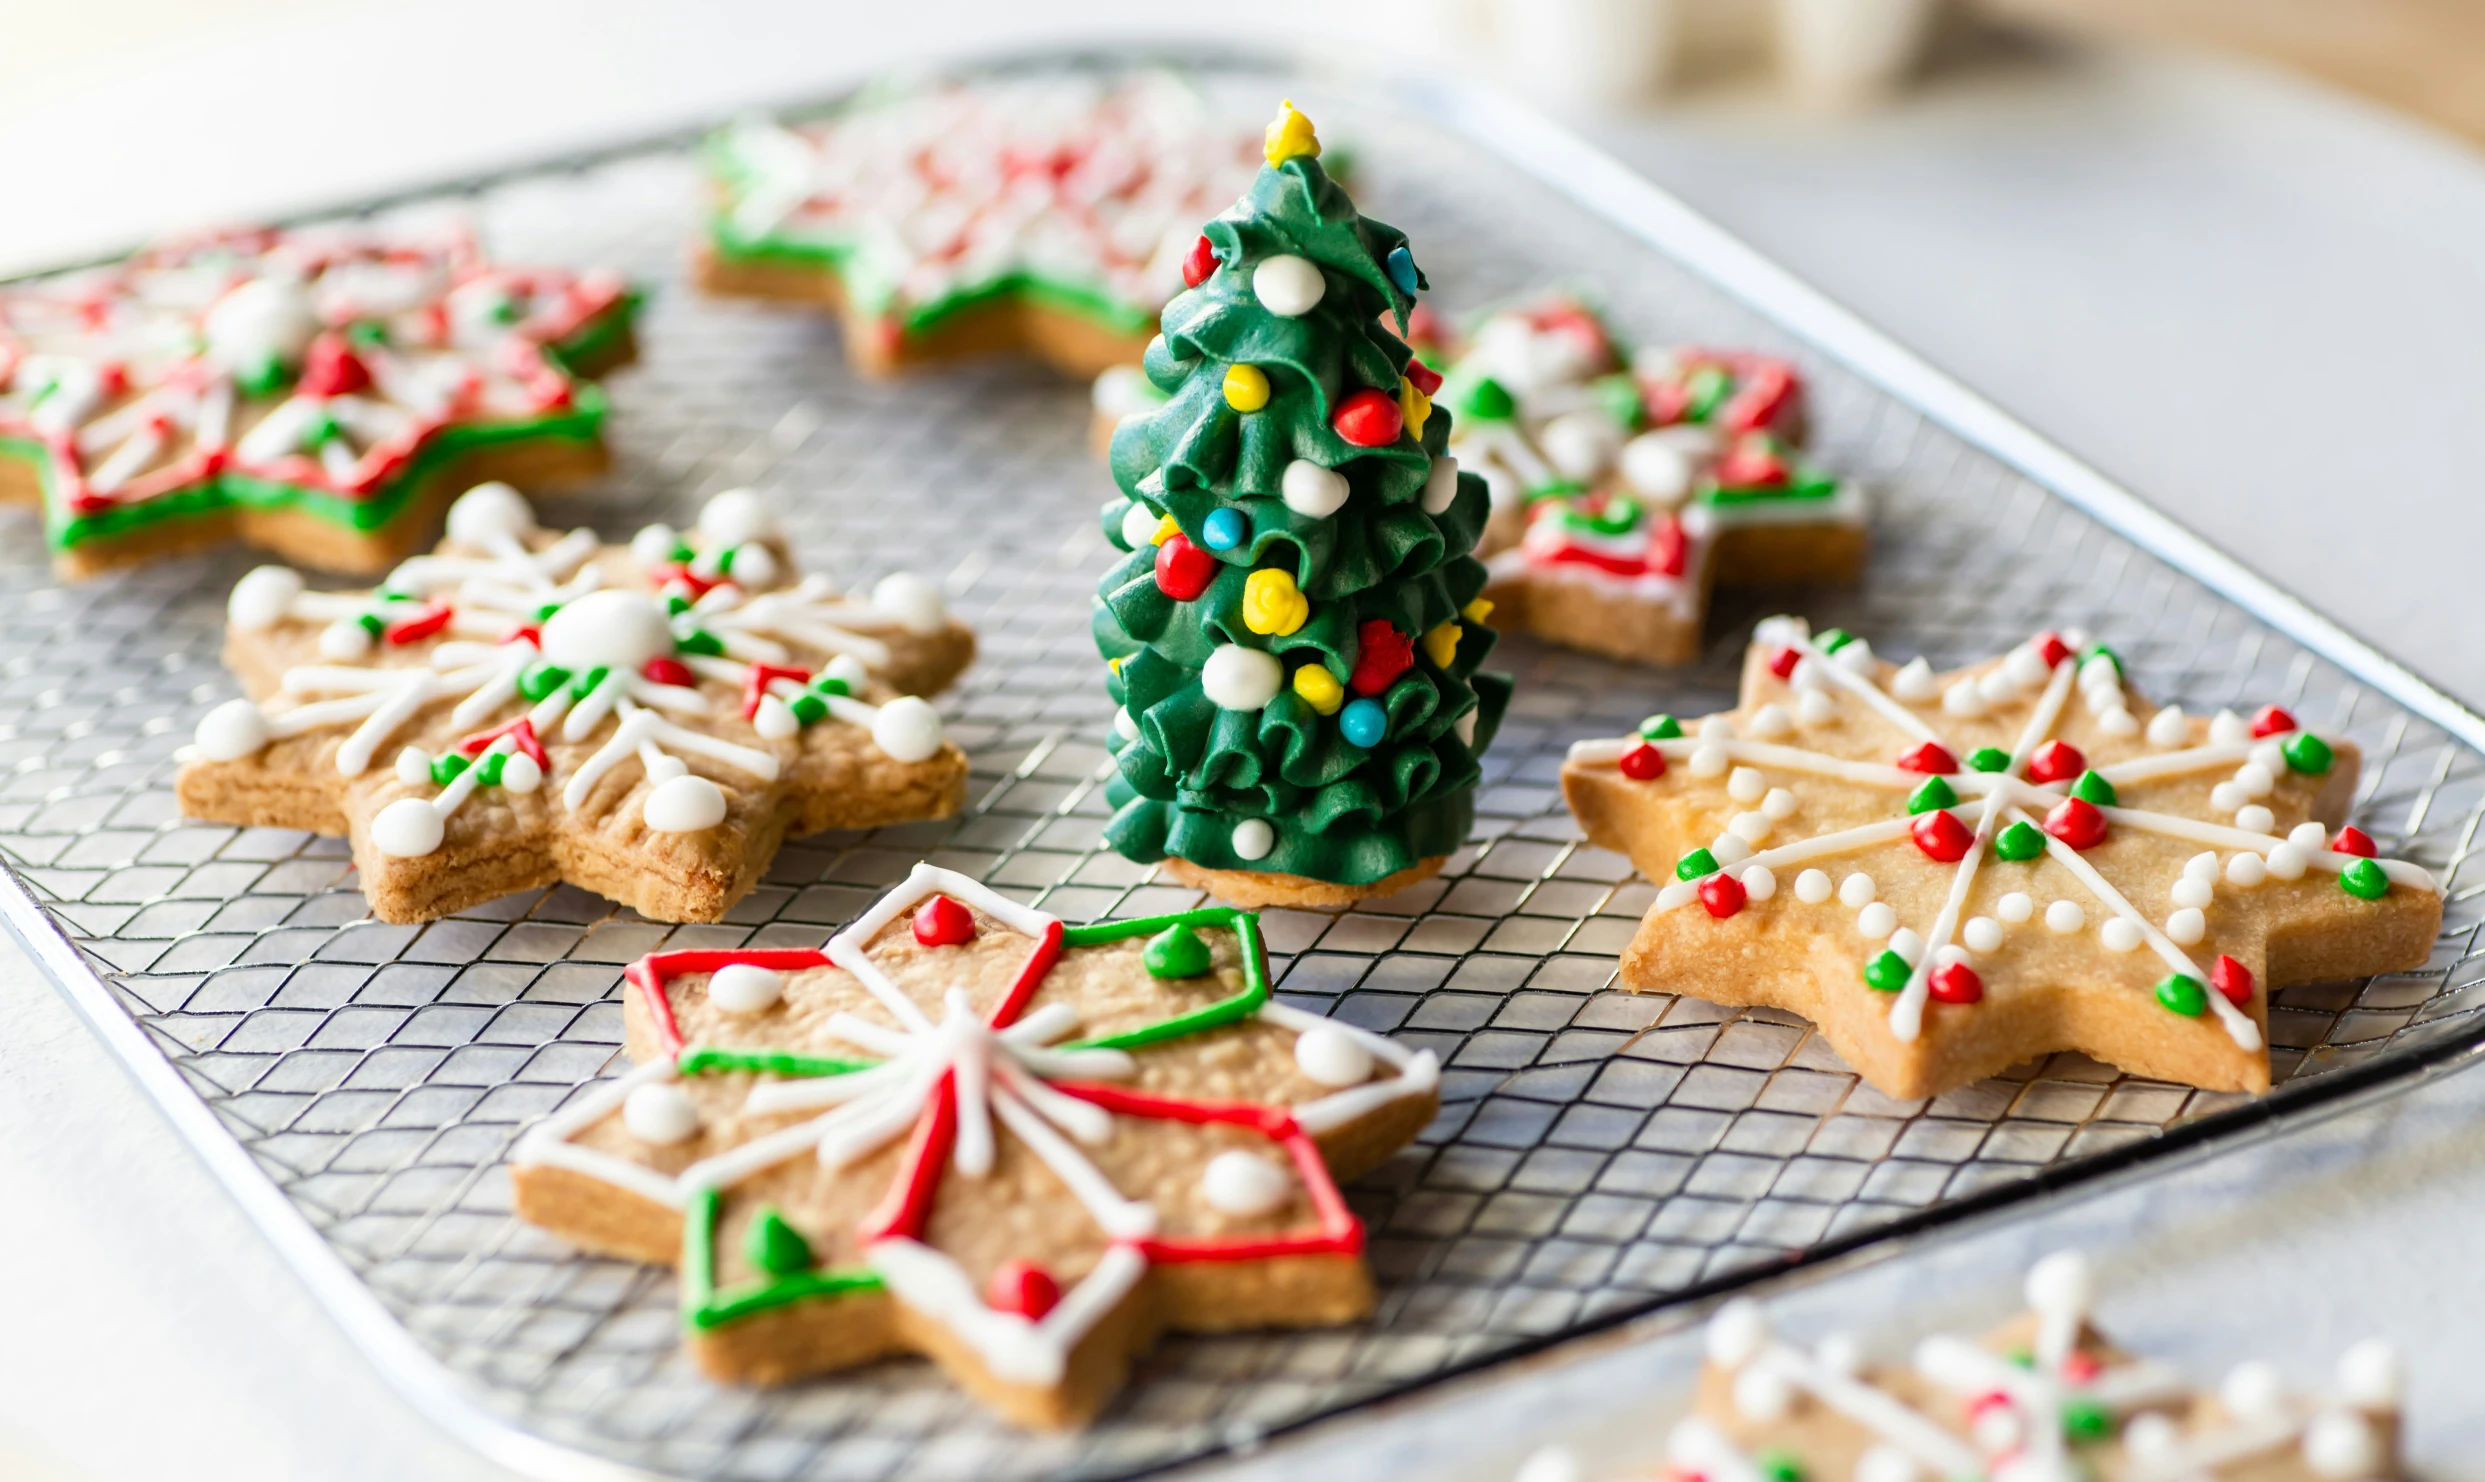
left=1562, top=618, right=2441, bottom=1098
left=510, top=864, right=1440, bottom=1427
left=175, top=485, right=974, bottom=923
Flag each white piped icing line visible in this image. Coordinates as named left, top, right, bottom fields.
left=185, top=487, right=956, bottom=854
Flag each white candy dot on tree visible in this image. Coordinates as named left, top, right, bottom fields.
left=1280, top=459, right=1349, bottom=518
left=1743, top=866, right=1776, bottom=901
left=1121, top=502, right=1160, bottom=550
left=2147, top=705, right=2187, bottom=746
left=1840, top=872, right=1877, bottom=908
left=541, top=589, right=674, bottom=669
left=1420, top=455, right=1459, bottom=516
left=228, top=566, right=303, bottom=630
left=1619, top=433, right=1692, bottom=504
left=1857, top=903, right=1898, bottom=939
left=1963, top=916, right=2003, bottom=954
left=1200, top=1149, right=1293, bottom=1216
left=194, top=698, right=271, bottom=760
left=643, top=774, right=729, bottom=833
left=623, top=1082, right=701, bottom=1145
left=699, top=487, right=777, bottom=548
left=1292, top=1023, right=1371, bottom=1085
left=2227, top=851, right=2268, bottom=887
left=709, top=963, right=785, bottom=1014
left=1890, top=657, right=1938, bottom=702
left=446, top=481, right=537, bottom=545
left=1201, top=644, right=1283, bottom=710
left=1998, top=892, right=2034, bottom=923
left=2236, top=804, right=2276, bottom=835
left=371, top=796, right=446, bottom=857
left=1250, top=254, right=1325, bottom=317
left=1231, top=816, right=1275, bottom=862
left=871, top=572, right=947, bottom=633
left=870, top=697, right=945, bottom=762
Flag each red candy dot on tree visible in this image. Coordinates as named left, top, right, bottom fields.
left=1403, top=358, right=1443, bottom=396
left=1895, top=741, right=1957, bottom=775
left=1332, top=387, right=1404, bottom=447
left=1180, top=234, right=1217, bottom=289
left=2332, top=826, right=2376, bottom=858
left=985, top=1259, right=1060, bottom=1320
left=1152, top=533, right=1215, bottom=601
left=2032, top=631, right=2074, bottom=669
left=2045, top=797, right=2108, bottom=850
left=1699, top=872, right=1746, bottom=918
left=298, top=334, right=371, bottom=399
left=1349, top=619, right=1415, bottom=696
left=1768, top=645, right=1801, bottom=680
left=2025, top=739, right=2087, bottom=786
left=1929, top=962, right=1984, bottom=1004
left=2210, top=954, right=2255, bottom=1006
left=1911, top=809, right=1973, bottom=862
left=1619, top=741, right=1667, bottom=781
left=913, top=894, right=976, bottom=947
left=2250, top=705, right=2299, bottom=738
left=640, top=656, right=696, bottom=688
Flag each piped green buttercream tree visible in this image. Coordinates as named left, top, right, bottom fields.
left=1093, top=101, right=1511, bottom=905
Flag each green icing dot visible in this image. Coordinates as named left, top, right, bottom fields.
left=428, top=752, right=470, bottom=787
left=2006, top=1347, right=2036, bottom=1369
left=1675, top=848, right=1719, bottom=881
left=1638, top=713, right=1682, bottom=741
left=2340, top=858, right=2390, bottom=900
left=745, top=1206, right=814, bottom=1276
left=1863, top=950, right=1911, bottom=993
left=517, top=662, right=571, bottom=701
left=676, top=629, right=725, bottom=657
left=1815, top=627, right=1856, bottom=653
left=533, top=601, right=561, bottom=622
left=2283, top=731, right=2334, bottom=774
left=666, top=593, right=691, bottom=616
left=2083, top=642, right=2122, bottom=674
left=1907, top=776, right=1958, bottom=814
left=1591, top=373, right=1644, bottom=430
left=235, top=357, right=291, bottom=398
left=2156, top=974, right=2207, bottom=1017
left=356, top=612, right=385, bottom=637
left=1142, top=923, right=1213, bottom=980
left=1995, top=820, right=2047, bottom=862
left=346, top=320, right=388, bottom=347
left=477, top=751, right=508, bottom=787
left=1462, top=376, right=1514, bottom=421
left=789, top=692, right=827, bottom=726
left=1967, top=746, right=2010, bottom=773
left=670, top=542, right=696, bottom=564
left=1685, top=363, right=1732, bottom=421
left=715, top=545, right=738, bottom=574
left=811, top=675, right=852, bottom=698
left=1756, top=1452, right=1805, bottom=1482
left=566, top=664, right=609, bottom=700
left=2062, top=1397, right=2113, bottom=1441
left=2070, top=770, right=2118, bottom=806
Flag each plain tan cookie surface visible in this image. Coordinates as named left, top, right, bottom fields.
left=1156, top=855, right=1447, bottom=910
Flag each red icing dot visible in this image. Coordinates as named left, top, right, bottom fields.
left=1403, top=358, right=1443, bottom=397
left=2045, top=797, right=2108, bottom=850
left=640, top=656, right=695, bottom=688
left=986, top=1259, right=1060, bottom=1320
left=1698, top=872, right=1746, bottom=918
left=1714, top=434, right=1787, bottom=489
left=912, top=895, right=976, bottom=947
left=1332, top=387, right=1404, bottom=447
left=2032, top=631, right=2074, bottom=670
left=1180, top=234, right=1217, bottom=289
left=2211, top=954, right=2255, bottom=1007
left=2062, top=1351, right=2105, bottom=1384
left=1349, top=619, right=1415, bottom=696
left=1895, top=741, right=1957, bottom=775
left=1618, top=741, right=1667, bottom=781
left=1152, top=533, right=1215, bottom=602
left=1928, top=962, right=1984, bottom=1004
left=2250, top=705, right=2299, bottom=738
left=298, top=333, right=370, bottom=399
left=1912, top=809, right=1973, bottom=862
left=2332, top=826, right=2376, bottom=858
left=2025, top=739, right=2087, bottom=786
left=1767, top=645, right=1801, bottom=680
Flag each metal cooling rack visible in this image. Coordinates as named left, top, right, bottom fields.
left=5, top=51, right=2483, bottom=1482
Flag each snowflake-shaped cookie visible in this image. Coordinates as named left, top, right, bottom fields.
left=176, top=485, right=973, bottom=923
left=0, top=224, right=634, bottom=577
left=511, top=863, right=1440, bottom=1426
left=1563, top=618, right=2442, bottom=1098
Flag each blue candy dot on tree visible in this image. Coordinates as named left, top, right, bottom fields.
left=1201, top=507, right=1247, bottom=552
left=1385, top=246, right=1420, bottom=296
left=1340, top=698, right=1388, bottom=747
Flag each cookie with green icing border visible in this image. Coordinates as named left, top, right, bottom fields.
left=510, top=863, right=1440, bottom=1427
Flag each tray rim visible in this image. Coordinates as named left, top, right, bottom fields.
left=6, top=41, right=2483, bottom=1482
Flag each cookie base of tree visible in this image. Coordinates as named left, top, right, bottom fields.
left=1158, top=855, right=1446, bottom=910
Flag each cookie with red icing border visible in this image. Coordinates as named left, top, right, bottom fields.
left=1561, top=617, right=2440, bottom=1098
left=174, top=486, right=973, bottom=924
left=510, top=863, right=1440, bottom=1427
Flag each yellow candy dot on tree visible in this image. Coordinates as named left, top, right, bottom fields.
left=1223, top=363, right=1271, bottom=412
left=1423, top=621, right=1462, bottom=668
left=1242, top=569, right=1309, bottom=637
left=1264, top=99, right=1320, bottom=167
left=1150, top=513, right=1181, bottom=547
left=1462, top=597, right=1495, bottom=624
left=1292, top=662, right=1344, bottom=715
left=1399, top=377, right=1432, bottom=441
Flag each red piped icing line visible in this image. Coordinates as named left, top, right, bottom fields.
left=742, top=662, right=811, bottom=720
left=858, top=1068, right=957, bottom=1245
left=989, top=919, right=1067, bottom=1030
left=383, top=602, right=453, bottom=645
left=1054, top=1082, right=1363, bottom=1262
left=456, top=716, right=547, bottom=768
left=626, top=948, right=833, bottom=1059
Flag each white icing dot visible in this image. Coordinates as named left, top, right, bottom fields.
left=1748, top=703, right=1793, bottom=739
left=194, top=698, right=271, bottom=761
left=1888, top=927, right=1924, bottom=964
left=644, top=774, right=729, bottom=833
left=1796, top=688, right=1836, bottom=725
left=2004, top=645, right=2051, bottom=689
left=1292, top=1024, right=1371, bottom=1086
left=1742, top=866, right=1776, bottom=902
left=698, top=487, right=777, bottom=548
left=2046, top=900, right=2086, bottom=934
left=2220, top=1360, right=2287, bottom=1421
left=1121, top=501, right=1160, bottom=550
left=2099, top=707, right=2140, bottom=739
left=1727, top=767, right=1766, bottom=804
left=2227, top=851, right=2268, bottom=887
left=631, top=522, right=679, bottom=568
left=2289, top=821, right=2329, bottom=852
left=204, top=275, right=318, bottom=368
left=2172, top=877, right=2215, bottom=910
left=1998, top=892, right=2034, bottom=923
left=499, top=750, right=542, bottom=795
left=1761, top=787, right=1797, bottom=821
left=2147, top=705, right=2188, bottom=747
left=824, top=654, right=869, bottom=689
left=371, top=796, right=445, bottom=857
left=2210, top=782, right=2247, bottom=812
left=1751, top=615, right=1808, bottom=647
left=1201, top=1149, right=1293, bottom=1216
left=541, top=589, right=673, bottom=670
left=1814, top=1331, right=1862, bottom=1375
left=1794, top=869, right=1832, bottom=904
left=2302, top=1412, right=2381, bottom=1478
left=1728, top=811, right=1772, bottom=843
left=2266, top=842, right=2310, bottom=880
left=1856, top=902, right=1897, bottom=939
left=1280, top=459, right=1350, bottom=518
left=1942, top=679, right=1985, bottom=718
left=446, top=481, right=537, bottom=544
left=2185, top=850, right=2220, bottom=881
left=1963, top=917, right=2003, bottom=954
left=2236, top=804, right=2277, bottom=834
left=1706, top=1299, right=1768, bottom=1366
left=2166, top=907, right=2207, bottom=945
left=1710, top=834, right=1752, bottom=866
left=1232, top=817, right=1276, bottom=862
left=1540, top=411, right=1620, bottom=482
left=1890, top=656, right=1938, bottom=703
left=2026, top=1251, right=2092, bottom=1318
left=1250, top=253, right=1325, bottom=317
left=1833, top=638, right=1875, bottom=673
left=1618, top=432, right=1692, bottom=504
left=2210, top=708, right=2251, bottom=745
left=729, top=541, right=779, bottom=589
left=1856, top=1447, right=1922, bottom=1482
left=1687, top=744, right=1729, bottom=778
left=623, top=1082, right=700, bottom=1145
left=709, top=963, right=785, bottom=1014
left=1201, top=645, right=1284, bottom=711
left=320, top=618, right=373, bottom=661
left=1978, top=667, right=2021, bottom=705
left=870, top=572, right=947, bottom=634
left=753, top=694, right=799, bottom=740
left=1790, top=657, right=1824, bottom=692
left=2236, top=761, right=2276, bottom=798
left=2251, top=738, right=2287, bottom=773
left=2124, top=1413, right=2181, bottom=1461
left=2078, top=654, right=2120, bottom=694
left=2083, top=683, right=2121, bottom=718
left=394, top=746, right=430, bottom=786
left=1420, top=455, right=1459, bottom=516
left=228, top=565, right=303, bottom=630
left=870, top=696, right=946, bottom=762
left=1840, top=873, right=1877, bottom=909
left=2337, top=1339, right=2402, bottom=1406
left=1970, top=1404, right=2024, bottom=1453
left=2101, top=917, right=2143, bottom=952
left=1699, top=715, right=1736, bottom=741
left=1730, top=1362, right=1793, bottom=1422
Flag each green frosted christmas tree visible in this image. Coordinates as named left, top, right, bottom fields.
left=1094, top=101, right=1511, bottom=907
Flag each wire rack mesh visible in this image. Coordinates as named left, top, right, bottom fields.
left=5, top=57, right=2483, bottom=1482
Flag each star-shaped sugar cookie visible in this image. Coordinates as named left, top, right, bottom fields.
left=175, top=485, right=974, bottom=923
left=1562, top=618, right=2442, bottom=1098
left=510, top=864, right=1440, bottom=1427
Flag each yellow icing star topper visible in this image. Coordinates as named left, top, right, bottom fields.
left=1264, top=99, right=1320, bottom=166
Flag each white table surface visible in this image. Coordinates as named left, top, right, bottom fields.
left=4, top=6, right=2483, bottom=1478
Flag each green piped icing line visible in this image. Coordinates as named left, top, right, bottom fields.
left=704, top=216, right=1155, bottom=338
left=682, top=1187, right=883, bottom=1332
left=677, top=1047, right=876, bottom=1079
left=1059, top=907, right=1269, bottom=1050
